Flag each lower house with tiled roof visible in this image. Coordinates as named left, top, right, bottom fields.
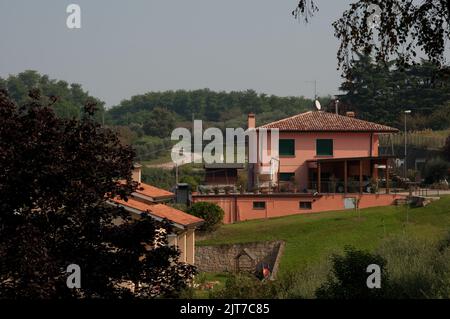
left=111, top=165, right=203, bottom=264
left=193, top=111, right=406, bottom=223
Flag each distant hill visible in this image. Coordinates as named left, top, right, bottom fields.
left=0, top=70, right=105, bottom=120
left=107, top=89, right=327, bottom=129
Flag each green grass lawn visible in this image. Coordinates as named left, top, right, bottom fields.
left=198, top=196, right=450, bottom=273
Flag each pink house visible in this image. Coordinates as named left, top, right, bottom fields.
left=249, top=111, right=398, bottom=193
left=193, top=111, right=403, bottom=223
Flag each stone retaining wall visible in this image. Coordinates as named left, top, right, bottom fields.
left=195, top=240, right=285, bottom=279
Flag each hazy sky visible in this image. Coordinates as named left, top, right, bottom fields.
left=0, top=0, right=352, bottom=107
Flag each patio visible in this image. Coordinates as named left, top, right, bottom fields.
left=306, top=156, right=396, bottom=194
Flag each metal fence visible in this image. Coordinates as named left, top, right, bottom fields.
left=413, top=188, right=442, bottom=197
left=307, top=180, right=404, bottom=195
left=379, top=133, right=447, bottom=150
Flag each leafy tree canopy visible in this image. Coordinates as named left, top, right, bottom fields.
left=338, top=55, right=450, bottom=128
left=0, top=70, right=105, bottom=121
left=107, top=89, right=317, bottom=128
left=142, top=107, right=176, bottom=138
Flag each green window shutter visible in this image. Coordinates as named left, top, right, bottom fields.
left=279, top=139, right=295, bottom=156
left=316, top=139, right=333, bottom=156
left=279, top=173, right=295, bottom=182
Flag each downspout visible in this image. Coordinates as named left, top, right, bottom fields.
left=370, top=133, right=373, bottom=157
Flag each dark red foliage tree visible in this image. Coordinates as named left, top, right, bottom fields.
left=0, top=89, right=195, bottom=299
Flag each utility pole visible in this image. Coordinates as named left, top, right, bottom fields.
left=314, top=80, right=317, bottom=101
left=176, top=147, right=184, bottom=186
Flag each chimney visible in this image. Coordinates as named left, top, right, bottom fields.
left=346, top=111, right=355, bottom=118
left=132, top=163, right=142, bottom=183
left=248, top=113, right=255, bottom=129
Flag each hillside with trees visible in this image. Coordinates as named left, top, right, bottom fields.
left=106, top=89, right=324, bottom=162
left=3, top=69, right=449, bottom=169
left=107, top=89, right=319, bottom=130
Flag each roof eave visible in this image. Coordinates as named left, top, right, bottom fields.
left=107, top=200, right=188, bottom=230
left=257, top=128, right=399, bottom=133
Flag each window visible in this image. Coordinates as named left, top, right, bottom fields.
left=279, top=173, right=295, bottom=182
left=316, top=139, right=333, bottom=156
left=299, top=201, right=312, bottom=210
left=279, top=139, right=295, bottom=156
left=253, top=201, right=266, bottom=210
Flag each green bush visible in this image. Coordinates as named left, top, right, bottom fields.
left=180, top=175, right=199, bottom=192
left=187, top=202, right=224, bottom=232
left=315, top=247, right=389, bottom=299
left=314, top=237, right=450, bottom=299
left=377, top=235, right=450, bottom=298
left=274, top=260, right=331, bottom=299
left=209, top=274, right=275, bottom=299
left=423, top=157, right=450, bottom=184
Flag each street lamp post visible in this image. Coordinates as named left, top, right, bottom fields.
left=404, top=110, right=411, bottom=180
left=175, top=147, right=184, bottom=186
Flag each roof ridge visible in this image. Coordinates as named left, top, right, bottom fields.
left=257, top=110, right=313, bottom=129
left=257, top=110, right=398, bottom=132
left=330, top=112, right=397, bottom=129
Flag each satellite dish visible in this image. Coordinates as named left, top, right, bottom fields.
left=315, top=100, right=321, bottom=111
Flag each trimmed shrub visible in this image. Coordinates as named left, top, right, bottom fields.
left=187, top=202, right=224, bottom=232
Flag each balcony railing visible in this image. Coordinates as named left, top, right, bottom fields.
left=307, top=179, right=401, bottom=194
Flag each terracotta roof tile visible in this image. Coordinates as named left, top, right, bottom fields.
left=258, top=111, right=398, bottom=133
left=135, top=183, right=174, bottom=199
left=148, top=203, right=203, bottom=227
left=110, top=197, right=203, bottom=228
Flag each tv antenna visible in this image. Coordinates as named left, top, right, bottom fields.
left=304, top=80, right=318, bottom=99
